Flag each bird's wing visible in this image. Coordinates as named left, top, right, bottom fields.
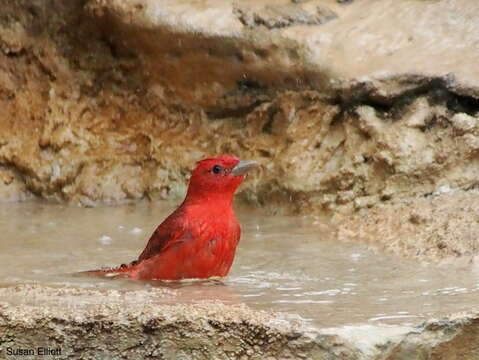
left=138, top=208, right=194, bottom=262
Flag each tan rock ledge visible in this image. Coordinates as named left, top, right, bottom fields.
left=0, top=284, right=479, bottom=359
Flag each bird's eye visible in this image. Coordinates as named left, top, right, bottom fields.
left=212, top=165, right=223, bottom=174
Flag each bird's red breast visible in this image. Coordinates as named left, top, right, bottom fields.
left=85, top=155, right=257, bottom=280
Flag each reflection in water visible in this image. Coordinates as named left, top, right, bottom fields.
left=0, top=201, right=478, bottom=327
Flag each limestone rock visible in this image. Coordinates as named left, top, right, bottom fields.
left=1, top=284, right=479, bottom=359
left=0, top=0, right=479, bottom=215
left=451, top=113, right=478, bottom=134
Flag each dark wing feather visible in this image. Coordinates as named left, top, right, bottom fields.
left=138, top=207, right=193, bottom=262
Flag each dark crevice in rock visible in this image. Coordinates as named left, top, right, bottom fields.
left=1, top=48, right=26, bottom=58
left=445, top=92, right=479, bottom=116
left=205, top=76, right=479, bottom=124
left=328, top=110, right=344, bottom=128
left=237, top=79, right=264, bottom=92
left=336, top=77, right=479, bottom=118
left=261, top=116, right=274, bottom=134
left=99, top=35, right=120, bottom=59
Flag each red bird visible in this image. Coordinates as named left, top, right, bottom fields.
left=85, top=155, right=258, bottom=280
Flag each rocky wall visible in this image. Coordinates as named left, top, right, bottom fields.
left=1, top=0, right=479, bottom=216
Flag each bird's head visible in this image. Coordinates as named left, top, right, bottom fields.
left=186, top=154, right=258, bottom=203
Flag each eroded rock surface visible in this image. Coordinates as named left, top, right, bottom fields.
left=0, top=285, right=360, bottom=360
left=337, top=189, right=479, bottom=262
left=0, top=0, right=478, bottom=213
left=1, top=285, right=479, bottom=359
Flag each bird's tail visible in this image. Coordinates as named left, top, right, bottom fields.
left=80, top=261, right=139, bottom=278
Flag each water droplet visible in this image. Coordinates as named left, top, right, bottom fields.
left=130, top=227, right=142, bottom=235
left=98, top=235, right=112, bottom=245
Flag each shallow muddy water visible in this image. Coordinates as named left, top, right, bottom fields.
left=0, top=201, right=478, bottom=328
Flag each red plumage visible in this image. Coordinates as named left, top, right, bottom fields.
left=84, top=154, right=257, bottom=280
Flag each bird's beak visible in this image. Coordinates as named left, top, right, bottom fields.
left=231, top=160, right=259, bottom=176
